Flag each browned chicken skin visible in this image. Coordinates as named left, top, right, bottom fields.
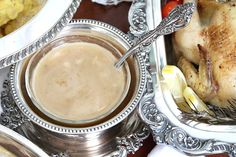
left=173, top=0, right=236, bottom=109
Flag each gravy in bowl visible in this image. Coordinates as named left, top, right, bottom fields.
left=27, top=41, right=130, bottom=124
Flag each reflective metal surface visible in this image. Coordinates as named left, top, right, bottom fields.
left=0, top=124, right=49, bottom=157
left=9, top=19, right=149, bottom=156
left=11, top=19, right=147, bottom=134
left=0, top=0, right=81, bottom=69
left=115, top=2, right=195, bottom=68
left=132, top=0, right=236, bottom=156
left=25, top=34, right=131, bottom=125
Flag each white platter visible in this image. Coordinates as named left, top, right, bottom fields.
left=0, top=0, right=80, bottom=69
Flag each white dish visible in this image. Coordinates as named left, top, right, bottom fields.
left=0, top=0, right=80, bottom=69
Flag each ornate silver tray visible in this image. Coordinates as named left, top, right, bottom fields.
left=0, top=4, right=152, bottom=156
left=134, top=0, right=236, bottom=156
left=0, top=0, right=80, bottom=69
left=0, top=1, right=152, bottom=157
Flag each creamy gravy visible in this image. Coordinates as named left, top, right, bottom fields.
left=31, top=42, right=127, bottom=122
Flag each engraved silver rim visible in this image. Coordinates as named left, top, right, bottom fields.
left=0, top=0, right=81, bottom=69
left=10, top=19, right=147, bottom=134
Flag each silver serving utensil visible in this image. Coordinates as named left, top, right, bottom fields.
left=115, top=2, right=196, bottom=68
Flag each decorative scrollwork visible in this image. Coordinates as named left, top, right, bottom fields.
left=132, top=2, right=195, bottom=53
left=138, top=92, right=169, bottom=144
left=116, top=125, right=150, bottom=154
left=128, top=0, right=148, bottom=36
left=208, top=142, right=235, bottom=156
left=128, top=0, right=152, bottom=71
left=138, top=89, right=236, bottom=156
left=166, top=128, right=206, bottom=151
left=0, top=80, right=28, bottom=130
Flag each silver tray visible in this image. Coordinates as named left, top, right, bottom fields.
left=0, top=3, right=152, bottom=156
left=0, top=54, right=150, bottom=157
left=0, top=0, right=80, bottom=69
left=134, top=0, right=236, bottom=156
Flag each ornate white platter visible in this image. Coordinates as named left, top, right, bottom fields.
left=0, top=0, right=80, bottom=69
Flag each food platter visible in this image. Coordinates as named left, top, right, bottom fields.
left=0, top=0, right=80, bottom=69
left=1, top=0, right=235, bottom=156
left=138, top=0, right=236, bottom=156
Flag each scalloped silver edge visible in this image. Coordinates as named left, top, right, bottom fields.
left=0, top=0, right=81, bottom=69
left=9, top=19, right=147, bottom=134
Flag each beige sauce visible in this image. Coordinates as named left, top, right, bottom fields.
left=31, top=42, right=127, bottom=122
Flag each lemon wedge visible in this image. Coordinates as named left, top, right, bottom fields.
left=162, top=65, right=187, bottom=99
left=183, top=87, right=214, bottom=115
left=162, top=65, right=214, bottom=115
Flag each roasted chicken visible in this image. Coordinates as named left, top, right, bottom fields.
left=173, top=0, right=236, bottom=109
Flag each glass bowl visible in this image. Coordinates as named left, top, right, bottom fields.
left=25, top=35, right=131, bottom=125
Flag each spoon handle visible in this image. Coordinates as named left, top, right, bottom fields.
left=115, top=2, right=196, bottom=68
